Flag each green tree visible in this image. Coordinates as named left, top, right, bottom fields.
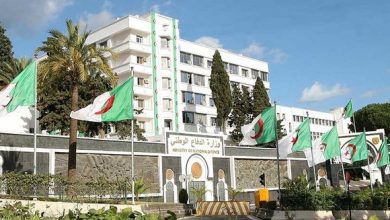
left=351, top=103, right=390, bottom=138
left=36, top=20, right=116, bottom=182
left=0, top=24, right=15, bottom=89
left=210, top=50, right=232, bottom=133
left=228, top=84, right=245, bottom=143
left=0, top=57, right=33, bottom=87
left=242, top=87, right=252, bottom=123
left=252, top=76, right=270, bottom=118
left=114, top=120, right=147, bottom=141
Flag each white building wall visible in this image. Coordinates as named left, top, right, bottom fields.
left=276, top=105, right=350, bottom=140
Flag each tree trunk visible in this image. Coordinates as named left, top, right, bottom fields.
left=68, top=84, right=78, bottom=183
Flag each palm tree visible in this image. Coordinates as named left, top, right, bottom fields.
left=0, top=57, right=33, bottom=89
left=36, top=20, right=116, bottom=182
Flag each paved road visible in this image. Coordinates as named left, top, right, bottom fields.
left=180, top=216, right=260, bottom=220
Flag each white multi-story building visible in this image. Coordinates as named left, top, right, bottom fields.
left=276, top=105, right=351, bottom=140
left=86, top=12, right=270, bottom=139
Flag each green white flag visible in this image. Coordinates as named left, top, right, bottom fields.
left=70, top=77, right=134, bottom=122
left=377, top=137, right=389, bottom=168
left=0, top=61, right=36, bottom=116
left=291, top=118, right=312, bottom=152
left=240, top=106, right=276, bottom=145
left=304, top=126, right=341, bottom=167
left=343, top=100, right=353, bottom=118
left=345, top=132, right=368, bottom=162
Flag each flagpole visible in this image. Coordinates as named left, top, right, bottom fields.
left=306, top=111, right=318, bottom=191
left=351, top=99, right=357, bottom=133
left=33, top=54, right=38, bottom=175
left=130, top=66, right=135, bottom=205
left=363, top=128, right=373, bottom=192
left=273, top=101, right=282, bottom=208
left=338, top=153, right=347, bottom=190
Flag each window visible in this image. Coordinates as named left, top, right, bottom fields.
left=211, top=117, right=217, bottom=126
left=98, top=40, right=108, bottom=48
left=180, top=52, right=192, bottom=64
left=163, top=98, right=172, bottom=111
left=261, top=71, right=268, bottom=81
left=251, top=69, right=259, bottom=79
left=182, top=91, right=193, bottom=103
left=195, top=93, right=206, bottom=105
left=193, top=74, right=205, bottom=86
left=164, top=119, right=172, bottom=130
left=277, top=113, right=280, bottom=120
left=137, top=56, right=146, bottom=64
left=194, top=113, right=207, bottom=125
left=289, top=123, right=292, bottom=132
left=282, top=113, right=285, bottom=119
left=161, top=57, right=170, bottom=69
left=136, top=35, right=143, bottom=44
left=137, top=77, right=145, bottom=86
left=293, top=115, right=297, bottom=122
left=138, top=99, right=144, bottom=109
left=242, top=69, right=249, bottom=77
left=223, top=62, right=229, bottom=71
left=229, top=64, right=238, bottom=74
left=138, top=121, right=145, bottom=130
left=183, top=112, right=194, bottom=123
left=181, top=71, right=192, bottom=84
left=162, top=77, right=171, bottom=89
left=209, top=98, right=215, bottom=107
left=193, top=55, right=204, bottom=67
left=207, top=60, right=212, bottom=69
left=161, top=37, right=169, bottom=48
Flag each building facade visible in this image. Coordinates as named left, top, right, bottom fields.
left=86, top=12, right=270, bottom=139
left=276, top=105, right=351, bottom=140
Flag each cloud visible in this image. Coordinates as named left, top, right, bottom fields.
left=361, top=87, right=390, bottom=98
left=268, top=48, right=288, bottom=63
left=300, top=82, right=350, bottom=102
left=0, top=0, right=73, bottom=34
left=79, top=1, right=115, bottom=31
left=195, top=36, right=223, bottom=48
left=241, top=43, right=266, bottom=57
left=241, top=42, right=288, bottom=63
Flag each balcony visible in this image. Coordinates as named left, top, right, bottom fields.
left=134, top=85, right=153, bottom=96
left=183, top=123, right=222, bottom=134
left=135, top=109, right=154, bottom=119
left=111, top=41, right=151, bottom=55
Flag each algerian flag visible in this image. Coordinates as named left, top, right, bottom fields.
left=240, top=106, right=276, bottom=145
left=304, top=127, right=341, bottom=167
left=70, top=77, right=134, bottom=122
left=0, top=61, right=36, bottom=117
left=344, top=132, right=368, bottom=163
left=377, top=137, right=389, bottom=168
left=343, top=100, right=353, bottom=118
left=278, top=118, right=311, bottom=158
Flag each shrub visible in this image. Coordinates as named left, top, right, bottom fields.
left=178, top=189, right=188, bottom=204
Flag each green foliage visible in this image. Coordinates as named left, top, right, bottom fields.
left=0, top=202, right=43, bottom=220
left=0, top=57, right=33, bottom=87
left=134, top=177, right=150, bottom=201
left=0, top=24, right=14, bottom=88
left=190, top=186, right=207, bottom=202
left=228, top=84, right=245, bottom=143
left=114, top=120, right=147, bottom=141
left=351, top=103, right=390, bottom=138
left=178, top=189, right=188, bottom=204
left=227, top=187, right=242, bottom=201
left=210, top=50, right=232, bottom=133
left=281, top=175, right=390, bottom=210
left=252, top=77, right=270, bottom=118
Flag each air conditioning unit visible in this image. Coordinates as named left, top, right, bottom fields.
left=187, top=60, right=192, bottom=65
left=144, top=79, right=149, bottom=84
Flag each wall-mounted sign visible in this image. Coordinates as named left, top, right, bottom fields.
left=166, top=133, right=223, bottom=156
